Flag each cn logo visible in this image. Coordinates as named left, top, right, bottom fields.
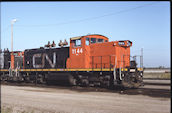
left=33, top=53, right=56, bottom=68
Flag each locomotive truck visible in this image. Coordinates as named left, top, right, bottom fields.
left=0, top=34, right=143, bottom=88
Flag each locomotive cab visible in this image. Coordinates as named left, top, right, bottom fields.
left=66, top=34, right=109, bottom=69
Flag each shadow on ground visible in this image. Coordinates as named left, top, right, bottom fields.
left=67, top=85, right=171, bottom=99
left=116, top=87, right=170, bottom=98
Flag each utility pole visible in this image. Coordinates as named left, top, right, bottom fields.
left=141, top=48, right=143, bottom=68
left=11, top=21, right=13, bottom=54
left=11, top=19, right=17, bottom=69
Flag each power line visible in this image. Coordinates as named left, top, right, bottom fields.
left=14, top=2, right=159, bottom=27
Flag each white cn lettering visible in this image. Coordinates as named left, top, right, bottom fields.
left=33, top=52, right=56, bottom=68
left=45, top=52, right=56, bottom=68
left=33, top=53, right=44, bottom=68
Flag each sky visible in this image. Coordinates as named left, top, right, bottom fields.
left=0, top=1, right=170, bottom=67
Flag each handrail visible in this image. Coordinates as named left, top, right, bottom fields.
left=113, top=55, right=117, bottom=81
left=90, top=55, right=136, bottom=69
left=119, top=55, right=122, bottom=80
left=90, top=55, right=116, bottom=71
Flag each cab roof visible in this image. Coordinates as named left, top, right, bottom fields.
left=70, top=34, right=109, bottom=40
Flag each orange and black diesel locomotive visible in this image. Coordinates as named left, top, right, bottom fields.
left=0, top=34, right=143, bottom=88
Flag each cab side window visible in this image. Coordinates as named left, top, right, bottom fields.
left=85, top=38, right=89, bottom=45
left=97, top=39, right=104, bottom=43
left=91, top=38, right=96, bottom=44
left=72, top=39, right=81, bottom=47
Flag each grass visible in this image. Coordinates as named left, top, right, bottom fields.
left=144, top=72, right=171, bottom=79
left=1, top=106, right=35, bottom=113
left=1, top=106, right=13, bottom=113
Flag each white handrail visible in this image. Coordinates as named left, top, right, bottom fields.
left=119, top=55, right=123, bottom=80
left=113, top=55, right=117, bottom=81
